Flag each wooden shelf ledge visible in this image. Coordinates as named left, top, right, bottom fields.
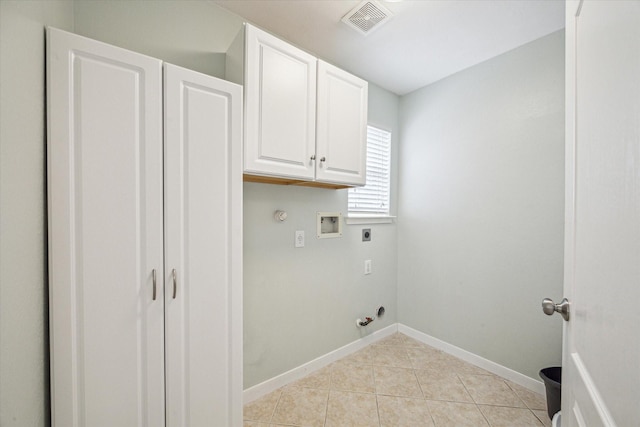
left=243, top=174, right=352, bottom=190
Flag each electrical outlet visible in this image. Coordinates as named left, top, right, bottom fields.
left=364, top=260, right=372, bottom=275
left=295, top=230, right=305, bottom=248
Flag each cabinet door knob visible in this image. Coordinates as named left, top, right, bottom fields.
left=320, top=157, right=326, bottom=162
left=310, top=155, right=316, bottom=161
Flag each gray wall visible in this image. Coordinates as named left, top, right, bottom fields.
left=397, top=30, right=565, bottom=379
left=73, top=0, right=243, bottom=79
left=243, top=83, right=399, bottom=388
left=0, top=1, right=74, bottom=425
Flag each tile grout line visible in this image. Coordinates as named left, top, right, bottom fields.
left=268, top=388, right=283, bottom=425
left=505, top=378, right=545, bottom=412
left=457, top=372, right=478, bottom=405
left=374, top=390, right=382, bottom=427
left=322, top=369, right=332, bottom=427
left=373, top=362, right=381, bottom=427
left=406, top=344, right=439, bottom=427
left=499, top=377, right=529, bottom=410
left=477, top=403, right=494, bottom=427
left=533, top=410, right=550, bottom=426
left=456, top=372, right=493, bottom=426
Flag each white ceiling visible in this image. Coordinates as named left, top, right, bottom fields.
left=213, top=0, right=565, bottom=95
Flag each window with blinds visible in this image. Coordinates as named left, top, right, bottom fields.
left=348, top=126, right=391, bottom=216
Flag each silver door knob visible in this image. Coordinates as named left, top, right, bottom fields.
left=542, top=297, right=570, bottom=321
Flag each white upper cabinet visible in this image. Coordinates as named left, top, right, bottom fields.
left=235, top=24, right=317, bottom=180
left=227, top=23, right=368, bottom=187
left=316, top=60, right=368, bottom=186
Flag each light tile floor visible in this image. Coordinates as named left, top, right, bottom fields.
left=244, top=333, right=552, bottom=427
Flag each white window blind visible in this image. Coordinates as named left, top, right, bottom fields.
left=348, top=126, right=391, bottom=216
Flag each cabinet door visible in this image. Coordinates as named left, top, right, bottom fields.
left=164, top=64, right=243, bottom=427
left=47, top=28, right=165, bottom=427
left=244, top=24, right=317, bottom=180
left=316, top=60, right=368, bottom=186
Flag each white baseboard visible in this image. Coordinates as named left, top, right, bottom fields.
left=243, top=324, right=398, bottom=404
left=398, top=324, right=545, bottom=395
left=243, top=322, right=545, bottom=404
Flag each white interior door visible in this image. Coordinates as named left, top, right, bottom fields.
left=562, top=1, right=640, bottom=425
left=47, top=28, right=165, bottom=427
left=163, top=63, right=243, bottom=427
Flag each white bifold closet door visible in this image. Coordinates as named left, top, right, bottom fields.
left=47, top=27, right=242, bottom=427
left=47, top=27, right=165, bottom=427
left=163, top=64, right=243, bottom=426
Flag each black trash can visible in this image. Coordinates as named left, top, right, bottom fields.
left=539, top=367, right=562, bottom=420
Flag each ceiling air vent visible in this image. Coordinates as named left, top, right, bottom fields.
left=341, top=1, right=393, bottom=36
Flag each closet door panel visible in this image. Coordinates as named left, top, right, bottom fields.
left=47, top=28, right=164, bottom=427
left=164, top=63, right=243, bottom=427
